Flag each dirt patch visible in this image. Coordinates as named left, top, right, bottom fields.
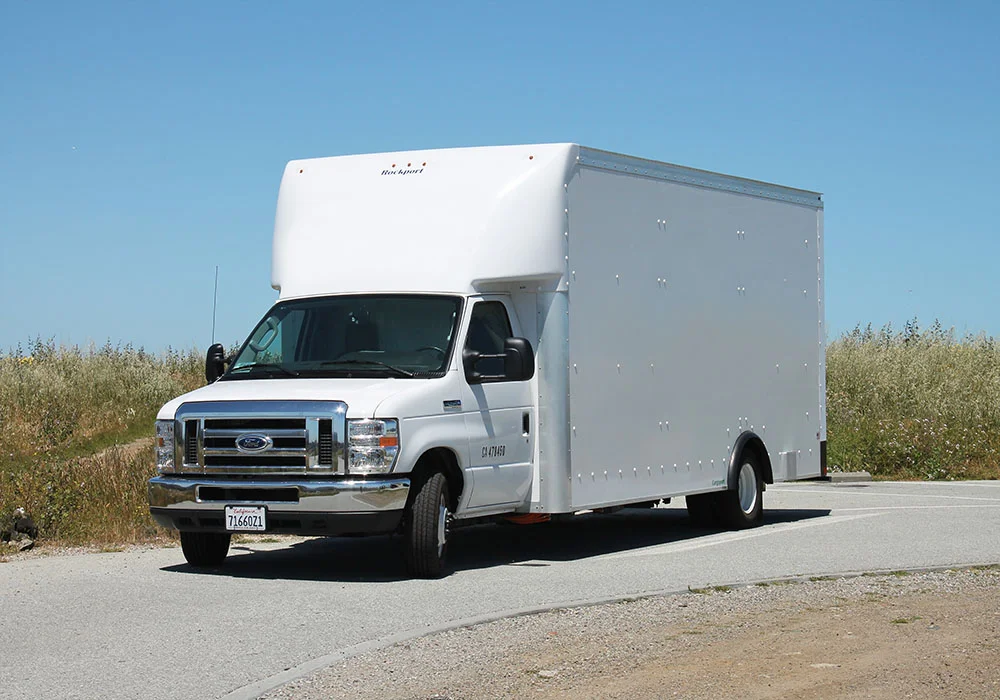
left=264, top=568, right=1000, bottom=699
left=586, top=587, right=999, bottom=699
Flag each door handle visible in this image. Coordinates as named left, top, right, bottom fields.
left=522, top=412, right=530, bottom=436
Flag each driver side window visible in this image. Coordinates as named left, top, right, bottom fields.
left=466, top=301, right=512, bottom=377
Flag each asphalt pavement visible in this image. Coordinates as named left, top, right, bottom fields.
left=2, top=480, right=1000, bottom=699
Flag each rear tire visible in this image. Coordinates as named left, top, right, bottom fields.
left=180, top=531, right=231, bottom=567
left=718, top=451, right=764, bottom=529
left=404, top=472, right=451, bottom=578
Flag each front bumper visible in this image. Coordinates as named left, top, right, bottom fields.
left=148, top=475, right=409, bottom=536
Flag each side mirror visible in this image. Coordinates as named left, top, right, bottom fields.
left=205, top=343, right=227, bottom=383
left=464, top=337, right=535, bottom=384
left=503, top=337, right=535, bottom=382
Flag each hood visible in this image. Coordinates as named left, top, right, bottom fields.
left=156, top=377, right=412, bottom=420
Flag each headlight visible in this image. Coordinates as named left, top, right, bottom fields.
left=155, top=420, right=175, bottom=473
left=347, top=419, right=399, bottom=474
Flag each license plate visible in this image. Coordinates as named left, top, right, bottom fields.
left=225, top=506, right=266, bottom=532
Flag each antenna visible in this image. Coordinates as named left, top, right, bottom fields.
left=211, top=265, right=219, bottom=345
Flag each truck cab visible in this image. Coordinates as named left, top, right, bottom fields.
left=150, top=291, right=538, bottom=577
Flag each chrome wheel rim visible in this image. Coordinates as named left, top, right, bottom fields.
left=738, top=462, right=757, bottom=514
left=436, top=501, right=449, bottom=557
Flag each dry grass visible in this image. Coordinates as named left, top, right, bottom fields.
left=0, top=442, right=165, bottom=543
left=0, top=338, right=202, bottom=462
left=0, top=339, right=202, bottom=543
left=826, top=320, right=1000, bottom=480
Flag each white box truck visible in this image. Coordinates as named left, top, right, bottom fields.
left=149, top=144, right=826, bottom=577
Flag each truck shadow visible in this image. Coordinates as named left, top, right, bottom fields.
left=160, top=507, right=830, bottom=582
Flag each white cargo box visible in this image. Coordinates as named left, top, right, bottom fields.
left=561, top=149, right=825, bottom=511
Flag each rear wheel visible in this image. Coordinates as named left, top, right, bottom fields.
left=718, top=451, right=764, bottom=529
left=404, top=472, right=451, bottom=578
left=180, top=531, right=231, bottom=567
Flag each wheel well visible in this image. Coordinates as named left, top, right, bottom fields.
left=747, top=438, right=774, bottom=484
left=729, top=432, right=774, bottom=487
left=407, top=448, right=464, bottom=512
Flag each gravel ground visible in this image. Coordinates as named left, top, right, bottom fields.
left=262, top=567, right=1000, bottom=700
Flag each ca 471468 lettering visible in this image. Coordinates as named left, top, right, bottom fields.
left=482, top=444, right=506, bottom=459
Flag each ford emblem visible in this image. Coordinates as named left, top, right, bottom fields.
left=235, top=433, right=273, bottom=453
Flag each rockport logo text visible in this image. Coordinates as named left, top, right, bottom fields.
left=381, top=168, right=425, bottom=176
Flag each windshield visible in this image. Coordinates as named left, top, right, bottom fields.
left=224, top=295, right=463, bottom=380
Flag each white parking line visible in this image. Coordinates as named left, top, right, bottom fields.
left=775, top=487, right=1000, bottom=503
left=876, top=481, right=1000, bottom=488
left=835, top=504, right=1000, bottom=512
left=591, top=512, right=883, bottom=562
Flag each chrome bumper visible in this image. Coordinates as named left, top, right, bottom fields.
left=148, top=475, right=410, bottom=513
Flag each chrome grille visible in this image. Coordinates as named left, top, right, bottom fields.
left=204, top=418, right=308, bottom=468
left=174, top=400, right=346, bottom=475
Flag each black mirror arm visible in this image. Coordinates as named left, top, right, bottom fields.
left=472, top=354, right=508, bottom=381
left=463, top=349, right=507, bottom=384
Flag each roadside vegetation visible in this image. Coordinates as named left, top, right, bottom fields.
left=0, top=320, right=997, bottom=546
left=826, top=320, right=1000, bottom=479
left=0, top=339, right=202, bottom=544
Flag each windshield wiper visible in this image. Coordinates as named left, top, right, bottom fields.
left=319, top=359, right=415, bottom=378
left=228, top=363, right=300, bottom=378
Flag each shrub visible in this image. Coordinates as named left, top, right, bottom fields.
left=0, top=443, right=166, bottom=543
left=826, top=320, right=1000, bottom=479
left=0, top=339, right=202, bottom=464
left=0, top=340, right=203, bottom=542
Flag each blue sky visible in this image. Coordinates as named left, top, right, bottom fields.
left=1, top=1, right=997, bottom=353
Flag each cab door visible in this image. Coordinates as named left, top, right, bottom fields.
left=460, top=297, right=534, bottom=509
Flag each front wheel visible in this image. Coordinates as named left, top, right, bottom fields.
left=180, top=531, right=231, bottom=567
left=404, top=472, right=451, bottom=578
left=718, top=452, right=764, bottom=529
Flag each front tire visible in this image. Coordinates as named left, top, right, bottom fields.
left=180, top=531, right=231, bottom=567
left=718, top=451, right=764, bottom=529
left=404, top=472, right=451, bottom=578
